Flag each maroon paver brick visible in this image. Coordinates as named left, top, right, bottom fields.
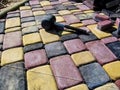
left=115, top=18, right=120, bottom=27
left=20, top=10, right=33, bottom=18
left=63, top=39, right=86, bottom=54
left=115, top=79, right=120, bottom=89
left=97, top=20, right=113, bottom=30
left=101, top=37, right=118, bottom=44
left=77, top=4, right=90, bottom=11
left=85, top=40, right=117, bottom=65
left=50, top=55, right=83, bottom=89
left=63, top=14, right=80, bottom=25
left=0, top=34, right=4, bottom=44
left=82, top=19, right=96, bottom=26
left=3, top=31, right=22, bottom=50
left=29, top=0, right=40, bottom=5
left=93, top=14, right=110, bottom=21
left=24, top=49, right=48, bottom=69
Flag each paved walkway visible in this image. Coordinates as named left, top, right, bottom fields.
left=0, top=0, right=120, bottom=90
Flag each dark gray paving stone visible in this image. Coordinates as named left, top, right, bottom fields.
left=21, top=16, right=35, bottom=23
left=0, top=62, right=26, bottom=90
left=66, top=5, right=78, bottom=10
left=0, top=21, right=5, bottom=34
left=61, top=33, right=78, bottom=41
left=46, top=9, right=58, bottom=14
left=79, top=62, right=110, bottom=89
left=79, top=32, right=98, bottom=43
left=7, top=13, right=20, bottom=18
left=35, top=15, right=44, bottom=25
left=23, top=43, right=43, bottom=53
left=54, top=4, right=67, bottom=10
left=45, top=41, right=67, bottom=58
left=107, top=41, right=120, bottom=59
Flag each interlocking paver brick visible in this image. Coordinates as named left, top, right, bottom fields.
left=1, top=47, right=23, bottom=66
left=79, top=62, right=110, bottom=89
left=75, top=13, right=88, bottom=21
left=20, top=10, right=33, bottom=18
left=115, top=18, right=120, bottom=27
left=21, top=17, right=35, bottom=23
left=21, top=21, right=36, bottom=28
left=29, top=0, right=40, bottom=5
left=5, top=27, right=21, bottom=33
left=66, top=5, right=78, bottom=10
left=50, top=55, right=83, bottom=89
left=0, top=34, right=4, bottom=44
left=46, top=9, right=58, bottom=14
left=59, top=30, right=72, bottom=35
left=35, top=15, right=44, bottom=25
left=87, top=24, right=112, bottom=39
left=70, top=9, right=81, bottom=14
left=27, top=65, right=58, bottom=90
left=83, top=10, right=94, bottom=13
left=56, top=15, right=65, bottom=22
left=5, top=17, right=20, bottom=29
left=58, top=10, right=71, bottom=15
left=40, top=29, right=60, bottom=44
left=103, top=61, right=120, bottom=80
left=0, top=62, right=26, bottom=90
left=23, top=43, right=43, bottom=53
left=86, top=12, right=95, bottom=19
left=25, top=49, right=48, bottom=69
left=0, top=20, right=5, bottom=34
left=32, top=7, right=43, bottom=11
left=22, top=26, right=38, bottom=35
left=63, top=39, right=86, bottom=54
left=94, top=83, right=119, bottom=90
left=7, top=10, right=19, bottom=14
left=7, top=13, right=20, bottom=18
left=40, top=1, right=51, bottom=6
left=3, top=31, right=22, bottom=50
left=31, top=5, right=41, bottom=8
left=33, top=11, right=46, bottom=16
left=107, top=41, right=120, bottom=59
left=65, top=84, right=89, bottom=90
left=61, top=33, right=78, bottom=41
left=86, top=40, right=117, bottom=65
left=45, top=41, right=67, bottom=58
left=77, top=4, right=90, bottom=11
left=43, top=5, right=54, bottom=10
left=54, top=4, right=67, bottom=10
left=101, top=37, right=118, bottom=44
left=115, top=79, right=120, bottom=89
left=63, top=14, right=80, bottom=25
left=71, top=51, right=95, bottom=66
left=20, top=6, right=31, bottom=10
left=82, top=19, right=96, bottom=26
left=59, top=0, right=68, bottom=3
left=70, top=23, right=83, bottom=27
left=23, top=33, right=42, bottom=46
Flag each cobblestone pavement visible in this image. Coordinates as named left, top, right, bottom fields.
left=0, top=0, right=120, bottom=90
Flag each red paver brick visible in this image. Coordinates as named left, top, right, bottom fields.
left=115, top=79, right=120, bottom=89
left=82, top=19, right=96, bottom=26
left=77, top=4, right=90, bottom=11
left=63, top=39, right=86, bottom=54
left=101, top=37, right=118, bottom=44
left=24, top=49, right=48, bottom=69
left=50, top=55, right=83, bottom=89
left=20, top=10, right=33, bottom=18
left=3, top=31, right=22, bottom=50
left=63, top=14, right=80, bottom=25
left=93, top=14, right=110, bottom=21
left=85, top=40, right=117, bottom=65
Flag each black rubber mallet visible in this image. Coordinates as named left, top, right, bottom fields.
left=41, top=14, right=89, bottom=34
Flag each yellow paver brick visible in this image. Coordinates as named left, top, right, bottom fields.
left=83, top=10, right=94, bottom=13
left=70, top=9, right=81, bottom=13
left=1, top=47, right=23, bottom=66
left=27, top=65, right=57, bottom=90
left=58, top=10, right=71, bottom=15
left=5, top=17, right=20, bottom=29
left=23, top=33, right=42, bottom=46
left=87, top=24, right=112, bottom=39
left=65, top=84, right=89, bottom=90
left=94, top=83, right=119, bottom=90
left=70, top=23, right=84, bottom=27
left=40, top=1, right=51, bottom=6
left=103, top=61, right=120, bottom=80
left=33, top=11, right=46, bottom=16
left=5, top=27, right=21, bottom=33
left=56, top=16, right=65, bottom=22
left=20, top=6, right=31, bottom=10
left=39, top=29, right=60, bottom=44
left=71, top=51, right=95, bottom=66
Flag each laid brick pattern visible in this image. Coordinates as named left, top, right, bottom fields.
left=0, top=0, right=120, bottom=90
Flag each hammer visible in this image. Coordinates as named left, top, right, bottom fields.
left=41, top=15, right=89, bottom=34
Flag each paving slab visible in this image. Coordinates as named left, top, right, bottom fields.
left=79, top=62, right=110, bottom=89
left=63, top=39, right=86, bottom=54
left=20, top=10, right=33, bottom=18
left=0, top=34, right=4, bottom=44
left=21, top=16, right=35, bottom=23
left=50, top=55, right=83, bottom=89
left=56, top=15, right=65, bottom=22
left=5, top=27, right=21, bottom=33
left=82, top=19, right=96, bottom=26
left=3, top=31, right=22, bottom=50
left=45, top=41, right=67, bottom=58
left=46, top=9, right=58, bottom=14
left=103, top=61, right=120, bottom=80
left=40, top=1, right=51, bottom=6
left=101, top=37, right=118, bottom=44
left=21, top=21, right=36, bottom=28
left=19, top=6, right=31, bottom=10
left=58, top=10, right=71, bottom=15
left=75, top=13, right=89, bottom=21
left=0, top=62, right=26, bottom=90
left=71, top=51, right=95, bottom=66
left=27, top=65, right=58, bottom=90
left=66, top=4, right=78, bottom=10
left=107, top=41, right=120, bottom=59
left=35, top=15, right=44, bottom=25
left=54, top=4, right=67, bottom=10
left=33, top=10, right=46, bottom=16
left=77, top=4, right=90, bottom=11
left=85, top=40, right=117, bottom=65
left=7, top=13, right=20, bottom=18
left=1, top=47, right=23, bottom=66
left=115, top=79, right=120, bottom=89
left=43, top=5, right=54, bottom=10
left=29, top=0, right=40, bottom=5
